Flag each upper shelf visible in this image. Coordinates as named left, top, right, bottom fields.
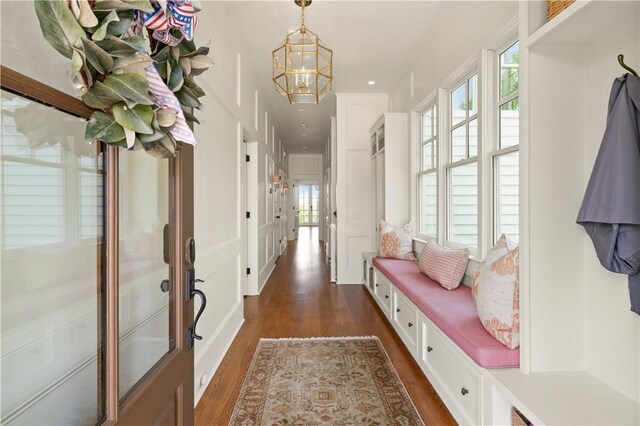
left=524, top=1, right=639, bottom=48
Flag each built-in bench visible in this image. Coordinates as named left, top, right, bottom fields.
left=372, top=257, right=519, bottom=369
left=362, top=252, right=521, bottom=425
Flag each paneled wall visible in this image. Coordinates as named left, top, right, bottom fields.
left=192, top=3, right=288, bottom=401
left=335, top=94, right=388, bottom=284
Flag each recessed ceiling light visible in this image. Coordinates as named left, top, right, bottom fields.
left=303, top=146, right=308, bottom=149
left=297, top=107, right=305, bottom=111
left=302, top=134, right=307, bottom=137
left=368, top=80, right=376, bottom=86
left=301, top=122, right=307, bottom=128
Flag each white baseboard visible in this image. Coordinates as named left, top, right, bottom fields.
left=194, top=302, right=244, bottom=405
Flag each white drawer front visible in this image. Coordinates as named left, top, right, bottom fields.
left=392, top=290, right=418, bottom=354
left=423, top=324, right=480, bottom=424
left=374, top=272, right=391, bottom=316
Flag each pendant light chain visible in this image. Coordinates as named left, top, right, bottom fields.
left=300, top=1, right=306, bottom=32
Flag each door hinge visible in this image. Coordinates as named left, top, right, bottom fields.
left=245, top=155, right=250, bottom=162
left=246, top=267, right=250, bottom=275
left=246, top=211, right=251, bottom=219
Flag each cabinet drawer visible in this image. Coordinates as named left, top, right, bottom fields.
left=423, top=324, right=480, bottom=424
left=392, top=290, right=418, bottom=354
left=373, top=272, right=391, bottom=316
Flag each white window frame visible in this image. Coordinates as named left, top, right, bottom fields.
left=417, top=101, right=438, bottom=239
left=489, top=39, right=520, bottom=244
left=444, top=69, right=481, bottom=255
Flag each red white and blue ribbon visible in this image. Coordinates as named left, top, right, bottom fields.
left=146, top=65, right=196, bottom=146
left=137, top=0, right=198, bottom=47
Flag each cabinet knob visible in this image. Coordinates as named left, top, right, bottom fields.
left=408, top=322, right=413, bottom=328
left=375, top=284, right=379, bottom=287
left=427, top=346, right=433, bottom=352
left=461, top=388, right=469, bottom=396
left=384, top=295, right=389, bottom=299
left=396, top=308, right=401, bottom=313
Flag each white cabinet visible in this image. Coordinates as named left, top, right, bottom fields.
left=369, top=113, right=410, bottom=232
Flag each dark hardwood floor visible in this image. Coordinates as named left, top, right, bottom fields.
left=194, top=227, right=456, bottom=425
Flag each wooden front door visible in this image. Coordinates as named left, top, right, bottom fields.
left=0, top=68, right=195, bottom=425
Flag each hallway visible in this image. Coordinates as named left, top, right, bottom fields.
left=194, top=230, right=455, bottom=425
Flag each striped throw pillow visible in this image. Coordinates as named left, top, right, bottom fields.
left=418, top=240, right=470, bottom=290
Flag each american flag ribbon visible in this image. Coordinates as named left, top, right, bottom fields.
left=145, top=65, right=197, bottom=146
left=138, top=0, right=198, bottom=47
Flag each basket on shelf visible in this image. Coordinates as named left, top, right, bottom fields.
left=511, top=407, right=533, bottom=426
left=547, top=0, right=576, bottom=21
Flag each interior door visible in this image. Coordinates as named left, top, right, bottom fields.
left=0, top=68, right=195, bottom=425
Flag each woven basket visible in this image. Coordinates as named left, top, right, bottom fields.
left=512, top=407, right=531, bottom=426
left=547, top=0, right=576, bottom=21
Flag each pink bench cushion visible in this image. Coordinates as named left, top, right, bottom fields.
left=373, top=257, right=519, bottom=368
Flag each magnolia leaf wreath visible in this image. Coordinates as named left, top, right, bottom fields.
left=34, top=0, right=213, bottom=158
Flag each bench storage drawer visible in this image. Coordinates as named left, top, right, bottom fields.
left=373, top=272, right=391, bottom=317
left=421, top=315, right=481, bottom=425
left=392, top=289, right=418, bottom=356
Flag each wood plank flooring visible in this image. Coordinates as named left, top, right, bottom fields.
left=194, top=227, right=456, bottom=425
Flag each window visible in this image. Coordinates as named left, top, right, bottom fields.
left=492, top=41, right=520, bottom=243
left=446, top=74, right=479, bottom=249
left=418, top=104, right=438, bottom=237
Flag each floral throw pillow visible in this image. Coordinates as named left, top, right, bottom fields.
left=472, top=235, right=520, bottom=349
left=378, top=220, right=416, bottom=260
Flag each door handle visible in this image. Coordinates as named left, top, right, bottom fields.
left=186, top=268, right=207, bottom=351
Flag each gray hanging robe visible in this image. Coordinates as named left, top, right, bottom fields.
left=577, top=73, right=640, bottom=315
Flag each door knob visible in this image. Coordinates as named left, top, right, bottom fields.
left=160, top=279, right=170, bottom=292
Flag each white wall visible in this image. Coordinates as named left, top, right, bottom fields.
left=335, top=93, right=388, bottom=284
left=192, top=2, right=288, bottom=400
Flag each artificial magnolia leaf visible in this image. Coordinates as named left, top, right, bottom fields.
left=153, top=46, right=171, bottom=63
left=70, top=0, right=99, bottom=28
left=176, top=89, right=201, bottom=108
left=189, top=55, right=214, bottom=70
left=170, top=47, right=181, bottom=61
left=96, top=34, right=148, bottom=58
left=85, top=111, right=126, bottom=144
left=81, top=37, right=114, bottom=74
left=168, top=59, right=184, bottom=91
left=183, top=77, right=205, bottom=98
left=182, top=110, right=200, bottom=125
left=181, top=45, right=209, bottom=58
left=81, top=81, right=124, bottom=109
left=124, top=128, right=136, bottom=148
left=103, top=73, right=154, bottom=107
left=179, top=57, right=191, bottom=76
left=138, top=130, right=165, bottom=143
left=70, top=48, right=93, bottom=93
left=142, top=135, right=176, bottom=159
left=34, top=0, right=86, bottom=59
left=156, top=108, right=177, bottom=128
left=108, top=10, right=135, bottom=36
left=94, top=0, right=154, bottom=12
left=91, top=10, right=120, bottom=41
left=112, top=103, right=154, bottom=134
left=113, top=53, right=153, bottom=77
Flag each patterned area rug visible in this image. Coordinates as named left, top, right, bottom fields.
left=229, top=337, right=424, bottom=425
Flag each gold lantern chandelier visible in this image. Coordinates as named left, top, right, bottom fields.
left=272, top=0, right=333, bottom=104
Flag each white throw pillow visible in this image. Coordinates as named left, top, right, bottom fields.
left=472, top=235, right=520, bottom=349
left=378, top=220, right=416, bottom=260
left=418, top=240, right=469, bottom=290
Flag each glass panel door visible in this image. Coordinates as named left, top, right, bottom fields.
left=0, top=90, right=105, bottom=425
left=297, top=184, right=319, bottom=226
left=118, top=150, right=172, bottom=399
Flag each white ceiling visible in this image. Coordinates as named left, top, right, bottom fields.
left=221, top=1, right=450, bottom=154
